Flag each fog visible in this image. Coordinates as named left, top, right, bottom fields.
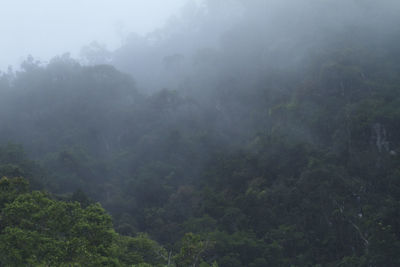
left=1, top=1, right=400, bottom=265
left=4, top=0, right=399, bottom=85
left=2, top=0, right=400, bottom=166
left=0, top=0, right=201, bottom=70
left=79, top=0, right=400, bottom=92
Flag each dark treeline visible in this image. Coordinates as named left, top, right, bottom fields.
left=1, top=0, right=400, bottom=266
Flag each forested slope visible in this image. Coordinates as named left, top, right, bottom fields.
left=1, top=0, right=400, bottom=266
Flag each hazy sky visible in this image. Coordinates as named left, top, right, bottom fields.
left=0, top=0, right=201, bottom=70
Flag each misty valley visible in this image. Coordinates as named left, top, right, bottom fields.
left=0, top=0, right=400, bottom=266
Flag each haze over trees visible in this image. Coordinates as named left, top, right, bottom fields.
left=1, top=0, right=400, bottom=266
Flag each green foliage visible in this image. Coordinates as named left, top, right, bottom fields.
left=0, top=176, right=29, bottom=209
left=115, top=233, right=167, bottom=266
left=0, top=144, right=44, bottom=189
left=174, top=233, right=213, bottom=267
left=0, top=190, right=116, bottom=265
left=0, top=177, right=167, bottom=266
left=1, top=17, right=400, bottom=266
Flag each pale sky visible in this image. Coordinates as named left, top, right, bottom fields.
left=0, top=0, right=201, bottom=70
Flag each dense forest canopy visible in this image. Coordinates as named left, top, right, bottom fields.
left=1, top=0, right=400, bottom=266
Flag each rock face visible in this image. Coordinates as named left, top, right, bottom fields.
left=373, top=123, right=389, bottom=153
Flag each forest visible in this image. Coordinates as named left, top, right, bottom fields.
left=0, top=0, right=400, bottom=266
